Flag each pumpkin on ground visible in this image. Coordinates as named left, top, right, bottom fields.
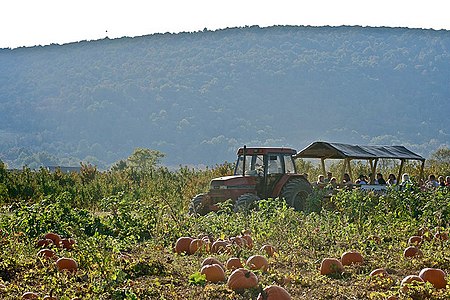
left=44, top=233, right=62, bottom=247
left=408, top=235, right=423, bottom=245
left=37, top=248, right=57, bottom=260
left=22, top=292, right=39, bottom=299
left=369, top=268, right=390, bottom=278
left=400, top=275, right=424, bottom=292
left=340, top=251, right=364, bottom=266
left=246, top=255, right=269, bottom=272
left=260, top=244, right=276, bottom=257
left=320, top=258, right=344, bottom=275
left=36, top=238, right=53, bottom=248
left=189, top=238, right=205, bottom=254
left=434, top=231, right=448, bottom=241
left=200, top=263, right=226, bottom=283
left=211, top=240, right=229, bottom=253
left=418, top=267, right=447, bottom=289
left=227, top=268, right=258, bottom=291
left=55, top=257, right=78, bottom=273
left=230, top=236, right=245, bottom=247
left=174, top=237, right=193, bottom=254
left=61, top=238, right=76, bottom=250
left=257, top=285, right=292, bottom=300
left=226, top=257, right=243, bottom=270
left=403, top=246, right=423, bottom=258
left=241, top=234, right=253, bottom=249
left=201, top=257, right=225, bottom=271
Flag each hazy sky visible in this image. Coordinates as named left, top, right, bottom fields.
left=1, top=0, right=449, bottom=49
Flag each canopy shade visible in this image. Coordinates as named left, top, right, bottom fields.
left=294, top=142, right=425, bottom=161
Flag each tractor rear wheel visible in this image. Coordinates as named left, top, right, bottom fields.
left=233, top=193, right=260, bottom=212
left=281, top=177, right=312, bottom=211
left=189, top=194, right=210, bottom=216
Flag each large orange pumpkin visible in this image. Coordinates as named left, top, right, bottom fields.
left=340, top=251, right=364, bottom=266
left=403, top=246, right=423, bottom=258
left=226, top=257, right=243, bottom=270
left=257, top=285, right=291, bottom=300
left=419, top=267, right=447, bottom=289
left=227, top=268, right=258, bottom=291
left=200, top=263, right=226, bottom=283
left=246, top=255, right=269, bottom=272
left=174, top=237, right=193, bottom=254
left=230, top=236, right=245, bottom=247
left=320, top=258, right=343, bottom=275
left=56, top=257, right=78, bottom=273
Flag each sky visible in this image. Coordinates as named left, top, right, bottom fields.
left=1, top=0, right=450, bottom=49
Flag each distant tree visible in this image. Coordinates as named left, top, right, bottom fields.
left=426, top=146, right=450, bottom=176
left=127, top=148, right=165, bottom=172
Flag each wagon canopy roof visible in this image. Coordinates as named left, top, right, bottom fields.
left=294, top=142, right=425, bottom=161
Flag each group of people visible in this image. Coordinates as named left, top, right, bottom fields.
left=313, top=171, right=450, bottom=191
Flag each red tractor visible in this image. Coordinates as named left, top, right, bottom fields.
left=189, top=146, right=312, bottom=215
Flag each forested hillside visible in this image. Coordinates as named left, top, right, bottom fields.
left=0, top=25, right=449, bottom=169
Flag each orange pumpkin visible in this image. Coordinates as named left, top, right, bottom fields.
left=260, top=244, right=276, bottom=257
left=230, top=236, right=245, bottom=247
left=403, top=246, right=423, bottom=258
left=340, top=251, right=364, bottom=266
left=61, top=238, right=75, bottom=250
left=37, top=248, right=57, bottom=260
left=246, top=255, right=269, bottom=272
left=226, top=257, right=243, bottom=270
left=400, top=275, right=424, bottom=292
left=434, top=232, right=449, bottom=241
left=241, top=234, right=253, bottom=249
left=174, top=237, right=193, bottom=254
left=320, top=258, right=343, bottom=275
left=408, top=235, right=423, bottom=245
left=385, top=296, right=399, bottom=300
left=227, top=268, right=258, bottom=291
left=201, top=257, right=225, bottom=271
left=369, top=268, right=390, bottom=278
left=44, top=232, right=62, bottom=247
left=257, top=285, right=291, bottom=300
left=36, top=238, right=53, bottom=248
left=189, top=238, right=205, bottom=254
left=55, top=257, right=78, bottom=273
left=418, top=267, right=447, bottom=289
left=211, top=240, right=229, bottom=253
left=200, top=263, right=226, bottom=283
left=22, top=292, right=39, bottom=299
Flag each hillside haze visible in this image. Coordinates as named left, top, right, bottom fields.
left=1, top=25, right=449, bottom=169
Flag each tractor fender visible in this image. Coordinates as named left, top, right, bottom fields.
left=271, top=174, right=309, bottom=198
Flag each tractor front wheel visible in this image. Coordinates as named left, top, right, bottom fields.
left=188, top=194, right=210, bottom=216
left=233, top=193, right=260, bottom=213
left=281, top=177, right=312, bottom=211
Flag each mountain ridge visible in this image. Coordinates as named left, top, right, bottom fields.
left=0, top=25, right=449, bottom=169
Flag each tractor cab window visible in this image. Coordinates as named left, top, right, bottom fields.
left=284, top=154, right=296, bottom=174
left=235, top=154, right=264, bottom=176
left=267, top=155, right=283, bottom=174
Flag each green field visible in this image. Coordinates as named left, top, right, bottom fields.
left=0, top=159, right=449, bottom=299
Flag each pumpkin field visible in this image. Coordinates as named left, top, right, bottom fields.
left=0, top=160, right=450, bottom=299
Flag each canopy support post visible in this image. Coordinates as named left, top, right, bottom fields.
left=321, top=158, right=326, bottom=177
left=398, top=159, right=405, bottom=183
